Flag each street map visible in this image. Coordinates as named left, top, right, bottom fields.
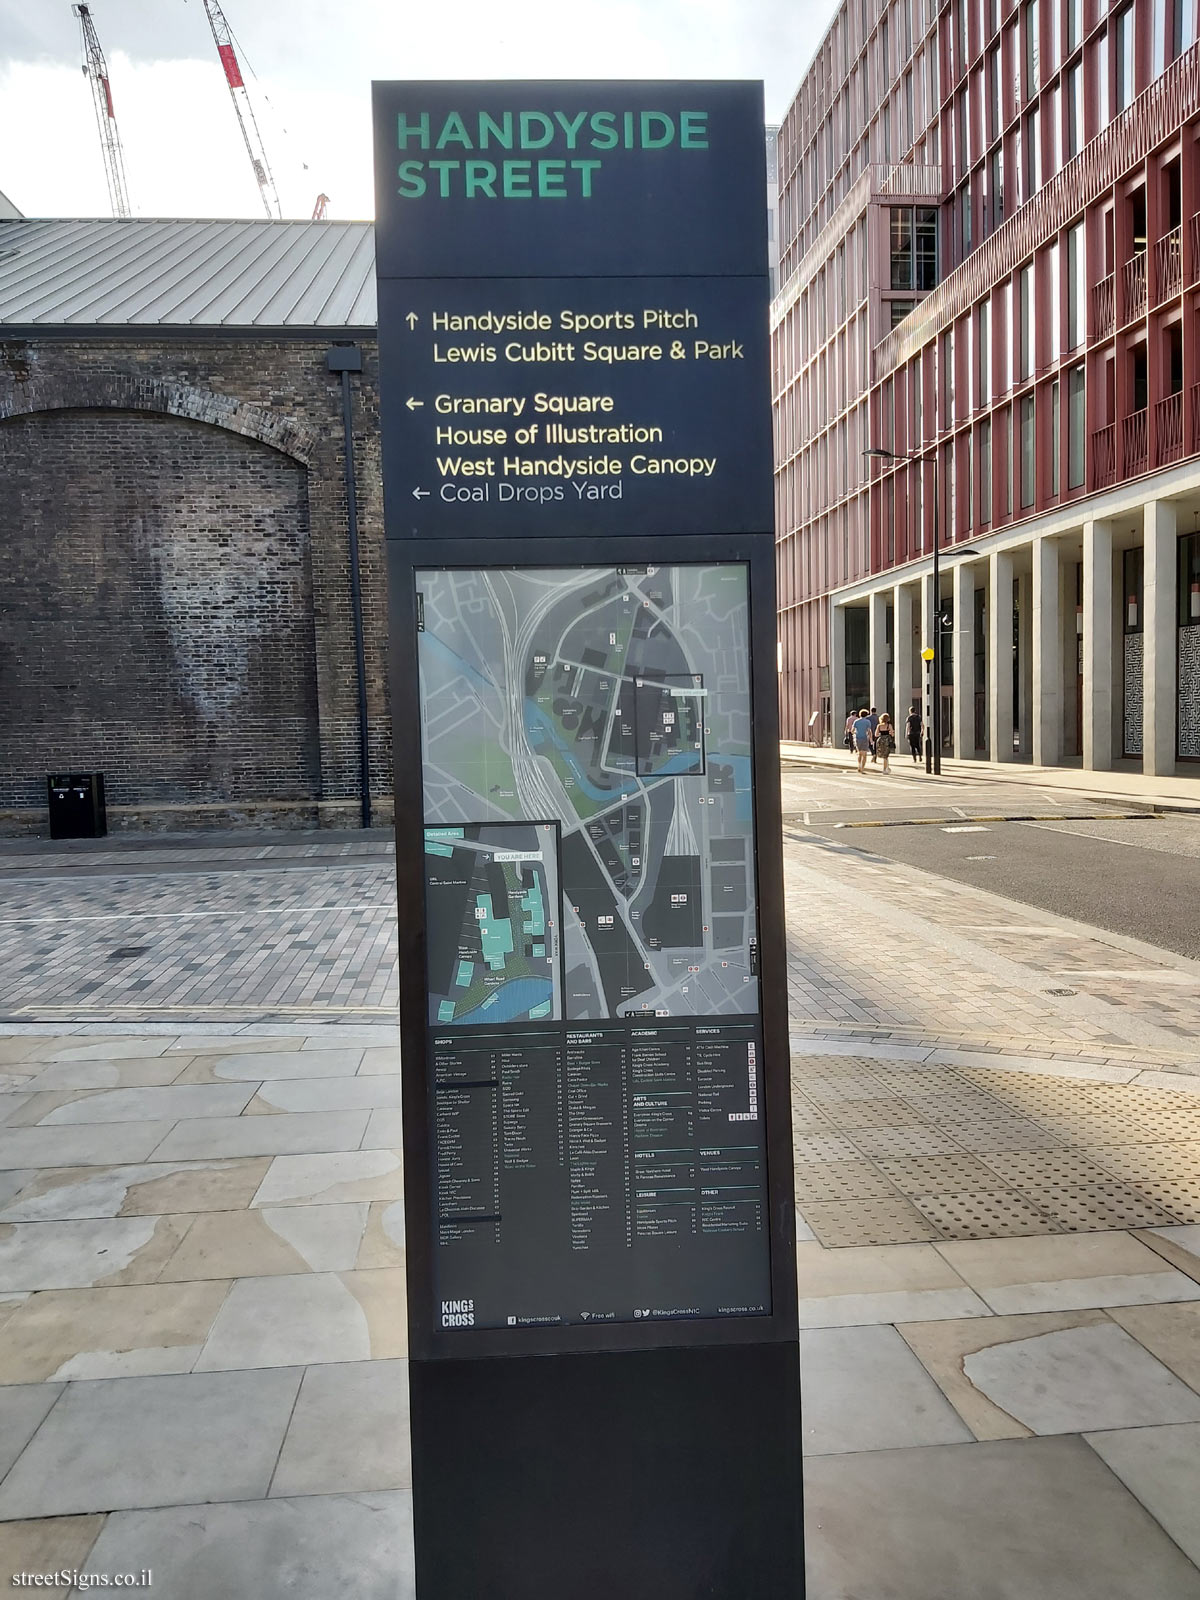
left=418, top=563, right=759, bottom=1024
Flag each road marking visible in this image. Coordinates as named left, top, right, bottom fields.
left=952, top=806, right=969, bottom=817
left=965, top=854, right=997, bottom=860
left=943, top=825, right=990, bottom=833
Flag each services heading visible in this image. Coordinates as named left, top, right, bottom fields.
left=395, top=109, right=710, bottom=200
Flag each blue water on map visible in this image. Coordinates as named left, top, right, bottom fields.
left=456, top=977, right=554, bottom=1024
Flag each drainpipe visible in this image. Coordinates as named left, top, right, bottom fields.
left=327, top=343, right=371, bottom=828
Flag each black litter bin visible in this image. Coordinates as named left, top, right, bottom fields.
left=47, top=773, right=107, bottom=840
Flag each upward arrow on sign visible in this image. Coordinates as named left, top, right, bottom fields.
left=406, top=312, right=419, bottom=329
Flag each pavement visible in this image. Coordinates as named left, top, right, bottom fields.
left=1, top=780, right=1200, bottom=1597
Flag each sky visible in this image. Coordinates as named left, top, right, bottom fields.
left=0, top=0, right=837, bottom=221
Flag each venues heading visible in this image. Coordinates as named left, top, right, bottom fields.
left=393, top=109, right=711, bottom=200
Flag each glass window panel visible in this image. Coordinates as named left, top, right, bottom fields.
left=980, top=417, right=992, bottom=523
left=1050, top=379, right=1061, bottom=495
left=1020, top=393, right=1036, bottom=505
left=979, top=298, right=991, bottom=404
left=1067, top=364, right=1085, bottom=487
left=1066, top=223, right=1084, bottom=349
left=1020, top=264, right=1034, bottom=380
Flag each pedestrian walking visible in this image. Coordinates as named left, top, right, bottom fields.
left=852, top=707, right=873, bottom=773
left=843, top=712, right=856, bottom=761
left=868, top=705, right=880, bottom=763
left=905, top=703, right=923, bottom=764
left=874, top=713, right=896, bottom=773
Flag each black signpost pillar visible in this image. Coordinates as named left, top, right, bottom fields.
left=373, top=81, right=802, bottom=1599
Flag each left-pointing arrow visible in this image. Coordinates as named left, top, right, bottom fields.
left=406, top=396, right=424, bottom=410
left=412, top=486, right=430, bottom=499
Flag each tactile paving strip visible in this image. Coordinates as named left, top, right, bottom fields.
left=792, top=1159, right=902, bottom=1203
left=877, top=1154, right=1005, bottom=1195
left=1021, top=1182, right=1179, bottom=1231
left=978, top=1151, right=1127, bottom=1186
left=910, top=1190, right=1059, bottom=1239
left=845, top=1124, right=970, bottom=1159
left=1120, top=1177, right=1200, bottom=1219
left=791, top=1052, right=1200, bottom=1245
left=801, top=1197, right=940, bottom=1248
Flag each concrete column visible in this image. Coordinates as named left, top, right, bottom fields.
left=830, top=598, right=848, bottom=741
left=868, top=589, right=889, bottom=715
left=1017, top=569, right=1033, bottom=757
left=1144, top=498, right=1178, bottom=776
left=988, top=548, right=1015, bottom=762
left=893, top=581, right=916, bottom=726
left=1082, top=519, right=1114, bottom=771
left=1032, top=536, right=1063, bottom=766
left=952, top=562, right=975, bottom=758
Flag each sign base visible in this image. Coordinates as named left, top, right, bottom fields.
left=410, top=1340, right=803, bottom=1599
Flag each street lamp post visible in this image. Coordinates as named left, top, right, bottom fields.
left=864, top=444, right=941, bottom=775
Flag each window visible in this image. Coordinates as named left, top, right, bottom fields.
left=1023, top=0, right=1040, bottom=95
left=1050, top=378, right=1061, bottom=495
left=1005, top=406, right=1014, bottom=512
left=1178, top=533, right=1200, bottom=625
left=987, top=47, right=1001, bottom=140
left=1066, top=223, right=1084, bottom=349
left=1098, top=34, right=1110, bottom=130
left=962, top=187, right=973, bottom=256
left=1115, top=8, right=1135, bottom=112
left=1066, top=0, right=1083, bottom=51
left=1152, top=0, right=1190, bottom=73
left=1064, top=63, right=1083, bottom=159
left=1068, top=364, right=1085, bottom=487
left=979, top=417, right=992, bottom=523
left=1048, top=241, right=1060, bottom=359
left=890, top=209, right=914, bottom=289
left=944, top=440, right=956, bottom=533
left=1123, top=548, right=1144, bottom=640
left=890, top=299, right=917, bottom=327
left=1019, top=263, right=1034, bottom=380
left=913, top=354, right=923, bottom=442
left=979, top=298, right=991, bottom=404
left=1131, top=343, right=1148, bottom=412
left=990, top=147, right=1004, bottom=228
left=1003, top=278, right=1014, bottom=390
left=1025, top=109, right=1041, bottom=194
left=1020, top=393, right=1036, bottom=505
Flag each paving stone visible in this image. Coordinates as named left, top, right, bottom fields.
left=0, top=1368, right=302, bottom=1518
left=800, top=1326, right=972, bottom=1454
left=805, top=1436, right=1200, bottom=1600
left=271, top=1360, right=411, bottom=1495
left=76, top=1491, right=414, bottom=1600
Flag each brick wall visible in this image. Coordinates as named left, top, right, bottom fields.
left=0, top=335, right=391, bottom=834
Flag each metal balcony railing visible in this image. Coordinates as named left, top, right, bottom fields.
left=1191, top=382, right=1200, bottom=451
left=1156, top=391, right=1183, bottom=464
left=1190, top=211, right=1200, bottom=284
left=1154, top=226, right=1183, bottom=302
left=1092, top=273, right=1115, bottom=338
left=1092, top=422, right=1116, bottom=487
left=1122, top=253, right=1148, bottom=323
left=1123, top=408, right=1148, bottom=475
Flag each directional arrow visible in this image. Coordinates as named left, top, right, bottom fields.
left=405, top=312, right=419, bottom=329
left=412, top=486, right=430, bottom=500
left=405, top=396, right=424, bottom=410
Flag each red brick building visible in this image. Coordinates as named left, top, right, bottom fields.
left=774, top=0, right=1200, bottom=773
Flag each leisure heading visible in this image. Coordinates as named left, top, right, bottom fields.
left=394, top=109, right=710, bottom=200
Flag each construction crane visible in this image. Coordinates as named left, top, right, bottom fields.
left=198, top=0, right=281, bottom=219
left=312, top=193, right=330, bottom=221
left=73, top=4, right=131, bottom=218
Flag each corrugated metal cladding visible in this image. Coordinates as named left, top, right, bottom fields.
left=0, top=218, right=377, bottom=328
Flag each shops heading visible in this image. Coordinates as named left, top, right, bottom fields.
left=394, top=109, right=710, bottom=199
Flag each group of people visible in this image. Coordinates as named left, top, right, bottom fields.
left=843, top=703, right=924, bottom=774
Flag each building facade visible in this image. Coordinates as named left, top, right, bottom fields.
left=0, top=218, right=390, bottom=833
left=774, top=0, right=1200, bottom=772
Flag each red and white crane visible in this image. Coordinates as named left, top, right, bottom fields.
left=198, top=0, right=281, bottom=219
left=73, top=3, right=131, bottom=218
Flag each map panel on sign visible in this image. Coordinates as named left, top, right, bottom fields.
left=424, top=822, right=563, bottom=1025
left=417, top=563, right=758, bottom=1022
